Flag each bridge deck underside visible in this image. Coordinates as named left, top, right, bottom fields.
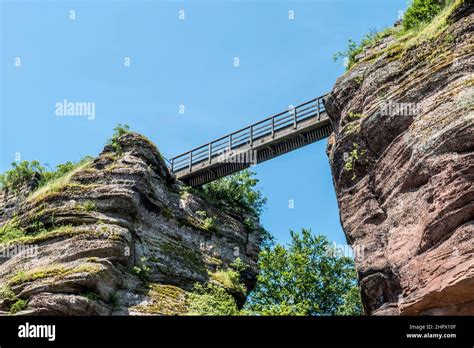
left=175, top=114, right=333, bottom=187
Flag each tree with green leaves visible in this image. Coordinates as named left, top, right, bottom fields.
left=200, top=169, right=267, bottom=216
left=245, top=229, right=362, bottom=316
left=0, top=156, right=94, bottom=193
left=0, top=160, right=44, bottom=191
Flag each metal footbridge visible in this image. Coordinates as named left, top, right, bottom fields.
left=168, top=94, right=332, bottom=187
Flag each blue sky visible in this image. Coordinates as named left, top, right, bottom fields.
left=1, top=0, right=407, bottom=246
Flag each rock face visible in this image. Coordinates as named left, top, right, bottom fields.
left=326, top=2, right=473, bottom=315
left=0, top=132, right=261, bottom=315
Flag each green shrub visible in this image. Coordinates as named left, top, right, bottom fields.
left=183, top=211, right=218, bottom=233
left=200, top=169, right=267, bottom=216
left=0, top=161, right=44, bottom=191
left=0, top=218, right=26, bottom=244
left=0, top=228, right=25, bottom=243
left=188, top=283, right=239, bottom=316
left=106, top=124, right=131, bottom=155
left=201, top=217, right=216, bottom=232
left=333, top=28, right=394, bottom=70
left=333, top=0, right=455, bottom=71
left=132, top=257, right=151, bottom=282
left=0, top=226, right=25, bottom=244
left=0, top=156, right=94, bottom=198
left=335, top=286, right=363, bottom=315
left=403, top=0, right=446, bottom=31
left=230, top=257, right=248, bottom=274
left=209, top=269, right=247, bottom=297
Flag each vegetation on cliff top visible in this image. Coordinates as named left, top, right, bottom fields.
left=333, top=0, right=462, bottom=70
left=106, top=123, right=130, bottom=155
left=0, top=161, right=43, bottom=192
left=0, top=157, right=93, bottom=196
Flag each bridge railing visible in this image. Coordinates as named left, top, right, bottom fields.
left=170, top=94, right=327, bottom=173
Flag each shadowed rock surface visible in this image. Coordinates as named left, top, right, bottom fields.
left=0, top=133, right=261, bottom=315
left=326, top=2, right=473, bottom=315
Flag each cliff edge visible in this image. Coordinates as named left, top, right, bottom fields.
left=0, top=132, right=261, bottom=315
left=326, top=1, right=473, bottom=315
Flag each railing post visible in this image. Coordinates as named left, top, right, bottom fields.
left=293, top=106, right=297, bottom=129
left=208, top=143, right=212, bottom=163
left=229, top=134, right=233, bottom=150
left=317, top=98, right=321, bottom=120
left=189, top=151, right=193, bottom=171
left=250, top=126, right=253, bottom=147
left=271, top=117, right=275, bottom=138
left=171, top=158, right=174, bottom=172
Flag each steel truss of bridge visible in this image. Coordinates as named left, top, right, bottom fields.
left=168, top=94, right=333, bottom=187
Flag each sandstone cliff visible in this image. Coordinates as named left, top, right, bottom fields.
left=0, top=133, right=261, bottom=315
left=326, top=1, right=473, bottom=314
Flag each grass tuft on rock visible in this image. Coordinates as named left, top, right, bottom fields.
left=28, top=159, right=93, bottom=202
left=8, top=262, right=103, bottom=286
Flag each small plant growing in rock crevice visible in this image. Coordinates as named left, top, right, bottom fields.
left=0, top=286, right=16, bottom=301
left=230, top=257, right=248, bottom=274
left=9, top=299, right=28, bottom=314
left=82, top=292, right=99, bottom=301
left=354, top=75, right=364, bottom=85
left=80, top=200, right=97, bottom=212
left=194, top=211, right=217, bottom=233
left=0, top=220, right=25, bottom=244
left=106, top=124, right=131, bottom=156
left=343, top=143, right=367, bottom=181
left=160, top=206, right=173, bottom=220
left=202, top=217, right=216, bottom=231
left=348, top=112, right=366, bottom=120
left=209, top=263, right=247, bottom=298
left=132, top=257, right=152, bottom=282
left=108, top=293, right=120, bottom=308
left=333, top=28, right=395, bottom=70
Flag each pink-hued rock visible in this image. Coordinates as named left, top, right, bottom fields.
left=326, top=2, right=473, bottom=315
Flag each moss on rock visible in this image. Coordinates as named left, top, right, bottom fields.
left=132, top=283, right=189, bottom=315
left=8, top=262, right=103, bottom=286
